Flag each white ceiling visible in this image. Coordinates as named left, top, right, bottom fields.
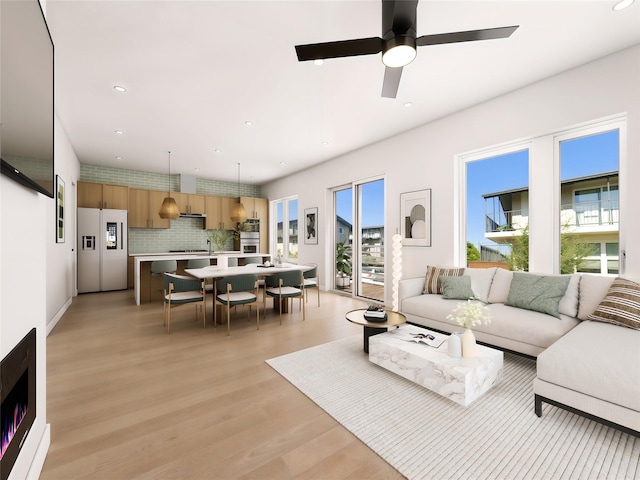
left=46, top=0, right=640, bottom=185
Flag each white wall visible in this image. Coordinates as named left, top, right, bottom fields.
left=0, top=110, right=79, bottom=478
left=262, top=45, right=640, bottom=304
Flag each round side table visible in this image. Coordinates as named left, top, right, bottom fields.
left=346, top=309, right=407, bottom=353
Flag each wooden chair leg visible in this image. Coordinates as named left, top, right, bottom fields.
left=302, top=294, right=305, bottom=321
left=227, top=304, right=231, bottom=336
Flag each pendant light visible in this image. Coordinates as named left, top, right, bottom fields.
left=230, top=162, right=247, bottom=223
left=158, top=151, right=180, bottom=220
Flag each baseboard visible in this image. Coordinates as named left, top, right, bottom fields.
left=25, top=423, right=50, bottom=480
left=46, top=297, right=73, bottom=336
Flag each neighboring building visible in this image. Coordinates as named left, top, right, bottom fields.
left=335, top=215, right=352, bottom=244
left=482, top=172, right=619, bottom=274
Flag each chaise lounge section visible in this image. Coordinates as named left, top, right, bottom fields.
left=398, top=266, right=640, bottom=436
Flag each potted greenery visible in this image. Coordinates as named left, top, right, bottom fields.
left=207, top=228, right=232, bottom=253
left=335, top=241, right=352, bottom=289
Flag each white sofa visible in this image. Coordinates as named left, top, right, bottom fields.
left=398, top=267, right=640, bottom=436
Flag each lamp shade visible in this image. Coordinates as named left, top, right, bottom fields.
left=230, top=201, right=247, bottom=223
left=159, top=196, right=180, bottom=220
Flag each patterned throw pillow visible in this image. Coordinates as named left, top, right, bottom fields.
left=586, top=278, right=640, bottom=330
left=505, top=272, right=570, bottom=318
left=423, top=266, right=465, bottom=294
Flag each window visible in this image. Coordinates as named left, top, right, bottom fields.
left=558, top=128, right=619, bottom=274
left=464, top=148, right=530, bottom=270
left=272, top=196, right=298, bottom=263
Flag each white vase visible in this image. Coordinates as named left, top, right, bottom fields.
left=448, top=332, right=462, bottom=358
left=461, top=328, right=476, bottom=358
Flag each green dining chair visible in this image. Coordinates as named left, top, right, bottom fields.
left=163, top=273, right=206, bottom=333
left=187, top=258, right=213, bottom=293
left=264, top=270, right=305, bottom=325
left=303, top=264, right=320, bottom=307
left=215, top=274, right=261, bottom=335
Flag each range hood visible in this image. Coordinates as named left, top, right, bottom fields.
left=178, top=174, right=206, bottom=217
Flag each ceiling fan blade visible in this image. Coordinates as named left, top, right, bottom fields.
left=381, top=66, right=403, bottom=98
left=295, top=37, right=383, bottom=62
left=416, top=25, right=519, bottom=47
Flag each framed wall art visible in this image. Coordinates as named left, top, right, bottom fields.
left=400, top=189, right=431, bottom=246
left=304, top=207, right=318, bottom=245
left=56, top=175, right=65, bottom=243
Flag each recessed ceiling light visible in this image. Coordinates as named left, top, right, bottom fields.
left=113, top=85, right=127, bottom=93
left=115, top=156, right=123, bottom=161
left=613, top=0, right=635, bottom=10
left=403, top=102, right=413, bottom=108
left=321, top=141, right=329, bottom=145
left=279, top=162, right=286, bottom=166
left=313, top=59, right=324, bottom=66
left=244, top=121, right=253, bottom=126
left=214, top=149, right=222, bottom=154
left=194, top=168, right=200, bottom=172
left=114, top=130, right=124, bottom=135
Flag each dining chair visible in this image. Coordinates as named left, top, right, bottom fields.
left=151, top=260, right=177, bottom=302
left=264, top=270, right=305, bottom=325
left=302, top=264, right=320, bottom=307
left=163, top=273, right=206, bottom=333
left=187, top=258, right=213, bottom=293
left=215, top=274, right=261, bottom=335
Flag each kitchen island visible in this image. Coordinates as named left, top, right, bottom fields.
left=131, top=252, right=269, bottom=305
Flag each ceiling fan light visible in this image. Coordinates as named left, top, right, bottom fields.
left=382, top=36, right=417, bottom=68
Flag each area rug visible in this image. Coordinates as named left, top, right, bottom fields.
left=266, top=335, right=639, bottom=480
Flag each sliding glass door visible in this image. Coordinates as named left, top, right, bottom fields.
left=333, top=178, right=385, bottom=303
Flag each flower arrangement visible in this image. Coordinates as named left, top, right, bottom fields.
left=446, top=299, right=491, bottom=330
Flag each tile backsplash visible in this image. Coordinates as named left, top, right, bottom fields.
left=79, top=164, right=259, bottom=253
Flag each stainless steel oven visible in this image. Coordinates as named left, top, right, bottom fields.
left=239, top=231, right=260, bottom=254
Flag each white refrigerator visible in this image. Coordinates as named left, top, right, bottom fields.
left=77, top=208, right=128, bottom=293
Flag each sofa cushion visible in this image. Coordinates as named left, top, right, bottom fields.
left=423, top=265, right=464, bottom=294
left=578, top=274, right=616, bottom=320
left=558, top=274, right=581, bottom=318
left=464, top=267, right=497, bottom=303
left=586, top=277, right=640, bottom=330
left=440, top=275, right=475, bottom=300
left=506, top=272, right=570, bottom=318
left=487, top=268, right=513, bottom=304
left=536, top=321, right=640, bottom=412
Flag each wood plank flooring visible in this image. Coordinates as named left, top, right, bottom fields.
left=41, top=290, right=404, bottom=480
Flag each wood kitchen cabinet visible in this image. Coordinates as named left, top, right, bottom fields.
left=173, top=192, right=205, bottom=215
left=205, top=195, right=236, bottom=230
left=241, top=196, right=269, bottom=252
left=128, top=188, right=170, bottom=229
left=78, top=181, right=128, bottom=210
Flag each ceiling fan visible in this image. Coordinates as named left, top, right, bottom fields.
left=295, top=0, right=518, bottom=99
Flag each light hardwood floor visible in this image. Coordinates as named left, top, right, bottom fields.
left=41, top=289, right=404, bottom=480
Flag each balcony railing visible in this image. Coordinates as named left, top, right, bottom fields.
left=485, top=200, right=619, bottom=233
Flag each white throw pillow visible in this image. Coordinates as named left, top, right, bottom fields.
left=578, top=274, right=616, bottom=320
left=487, top=268, right=513, bottom=304
left=558, top=273, right=580, bottom=318
left=464, top=268, right=497, bottom=303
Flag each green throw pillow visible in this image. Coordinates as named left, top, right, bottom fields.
left=505, top=272, right=570, bottom=318
left=440, top=275, right=475, bottom=300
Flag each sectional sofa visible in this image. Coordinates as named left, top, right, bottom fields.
left=398, top=266, right=640, bottom=436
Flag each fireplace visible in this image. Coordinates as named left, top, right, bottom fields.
left=1, top=329, right=36, bottom=480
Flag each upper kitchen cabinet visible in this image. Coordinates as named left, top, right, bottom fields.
left=205, top=195, right=236, bottom=230
left=129, top=188, right=170, bottom=229
left=78, top=181, right=129, bottom=210
left=241, top=197, right=268, bottom=221
left=173, top=192, right=205, bottom=215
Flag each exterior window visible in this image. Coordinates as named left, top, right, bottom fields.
left=465, top=149, right=529, bottom=270
left=559, top=129, right=619, bottom=274
left=272, top=197, right=298, bottom=263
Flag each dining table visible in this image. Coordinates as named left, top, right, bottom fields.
left=184, top=263, right=313, bottom=325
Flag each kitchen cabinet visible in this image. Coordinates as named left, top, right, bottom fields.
left=241, top=197, right=269, bottom=252
left=128, top=188, right=170, bottom=229
left=240, top=196, right=268, bottom=220
left=205, top=195, right=236, bottom=230
left=173, top=192, right=205, bottom=215
left=78, top=181, right=128, bottom=209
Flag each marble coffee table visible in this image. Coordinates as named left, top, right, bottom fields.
left=369, top=324, right=503, bottom=406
